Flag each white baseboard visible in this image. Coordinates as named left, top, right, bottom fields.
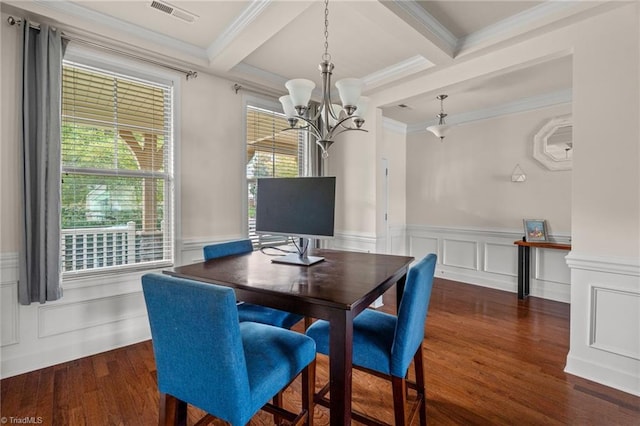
left=565, top=352, right=640, bottom=397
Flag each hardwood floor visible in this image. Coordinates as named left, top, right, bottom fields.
left=2, top=279, right=638, bottom=425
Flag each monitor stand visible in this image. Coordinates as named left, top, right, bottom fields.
left=271, top=238, right=324, bottom=266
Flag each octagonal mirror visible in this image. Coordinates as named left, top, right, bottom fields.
left=533, top=115, right=572, bottom=171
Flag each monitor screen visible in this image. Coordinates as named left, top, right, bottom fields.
left=255, top=177, right=336, bottom=239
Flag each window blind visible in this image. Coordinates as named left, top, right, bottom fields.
left=246, top=105, right=305, bottom=247
left=60, top=62, right=174, bottom=275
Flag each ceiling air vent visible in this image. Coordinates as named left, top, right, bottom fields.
left=149, top=0, right=198, bottom=23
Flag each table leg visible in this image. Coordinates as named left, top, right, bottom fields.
left=396, top=273, right=407, bottom=312
left=517, top=245, right=531, bottom=299
left=524, top=246, right=530, bottom=297
left=329, top=310, right=354, bottom=425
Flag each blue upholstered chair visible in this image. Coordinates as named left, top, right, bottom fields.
left=203, top=239, right=306, bottom=329
left=306, top=253, right=437, bottom=426
left=142, top=273, right=316, bottom=426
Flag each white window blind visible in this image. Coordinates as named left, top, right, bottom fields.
left=60, top=62, right=174, bottom=275
left=246, top=105, right=305, bottom=247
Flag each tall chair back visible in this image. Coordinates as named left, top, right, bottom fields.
left=143, top=274, right=251, bottom=422
left=306, top=253, right=437, bottom=425
left=391, top=253, right=437, bottom=377
left=203, top=239, right=253, bottom=260
left=142, top=273, right=316, bottom=425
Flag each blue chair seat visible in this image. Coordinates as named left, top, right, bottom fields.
left=238, top=302, right=304, bottom=329
left=307, top=308, right=397, bottom=375
left=204, top=239, right=304, bottom=329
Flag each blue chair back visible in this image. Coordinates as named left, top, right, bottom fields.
left=390, top=253, right=437, bottom=377
left=142, top=273, right=252, bottom=423
left=203, top=239, right=252, bottom=261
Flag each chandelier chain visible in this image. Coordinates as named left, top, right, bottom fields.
left=322, top=0, right=331, bottom=62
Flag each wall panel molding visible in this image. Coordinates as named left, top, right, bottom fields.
left=38, top=292, right=147, bottom=338
left=0, top=251, right=152, bottom=379
left=0, top=253, right=19, bottom=347
left=405, top=225, right=571, bottom=302
left=566, top=258, right=640, bottom=397
left=590, top=286, right=640, bottom=361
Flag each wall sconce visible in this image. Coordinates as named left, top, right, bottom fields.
left=511, top=164, right=526, bottom=182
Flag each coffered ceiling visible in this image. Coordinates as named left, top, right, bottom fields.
left=3, top=1, right=615, bottom=128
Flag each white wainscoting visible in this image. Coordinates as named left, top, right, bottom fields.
left=565, top=252, right=640, bottom=396
left=0, top=253, right=157, bottom=379
left=405, top=225, right=572, bottom=302
left=329, top=231, right=378, bottom=253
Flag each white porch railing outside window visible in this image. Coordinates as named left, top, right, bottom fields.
left=61, top=221, right=166, bottom=273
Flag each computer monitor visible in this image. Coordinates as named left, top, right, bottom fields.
left=255, top=176, right=336, bottom=265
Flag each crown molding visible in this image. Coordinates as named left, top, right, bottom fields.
left=457, top=1, right=590, bottom=53
left=232, top=62, right=288, bottom=90
left=363, top=55, right=434, bottom=90
left=206, top=0, right=272, bottom=61
left=406, top=89, right=572, bottom=134
left=391, top=0, right=457, bottom=53
left=30, top=0, right=207, bottom=60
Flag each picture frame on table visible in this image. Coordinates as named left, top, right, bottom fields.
left=523, top=219, right=548, bottom=242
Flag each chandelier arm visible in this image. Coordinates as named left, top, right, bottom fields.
left=329, top=126, right=368, bottom=139
left=330, top=115, right=361, bottom=133
left=286, top=115, right=322, bottom=140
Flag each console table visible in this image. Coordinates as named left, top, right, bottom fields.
left=514, top=240, right=571, bottom=299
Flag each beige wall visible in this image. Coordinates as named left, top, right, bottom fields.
left=1, top=13, right=22, bottom=252
left=406, top=104, right=572, bottom=234
left=327, top=108, right=377, bottom=237
left=0, top=11, right=246, bottom=253
left=179, top=74, right=245, bottom=241
left=571, top=5, right=640, bottom=257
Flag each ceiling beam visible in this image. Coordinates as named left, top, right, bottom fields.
left=207, top=0, right=314, bottom=73
left=376, top=0, right=456, bottom=64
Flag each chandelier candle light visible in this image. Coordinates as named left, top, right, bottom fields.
left=426, top=94, right=453, bottom=141
left=280, top=0, right=368, bottom=158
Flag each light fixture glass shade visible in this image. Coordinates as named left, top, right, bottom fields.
left=426, top=124, right=452, bottom=139
left=285, top=79, right=315, bottom=108
left=279, top=95, right=296, bottom=119
left=353, top=96, right=370, bottom=118
left=322, top=103, right=342, bottom=127
left=335, top=78, right=363, bottom=108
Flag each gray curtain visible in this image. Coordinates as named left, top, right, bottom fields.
left=18, top=21, right=68, bottom=305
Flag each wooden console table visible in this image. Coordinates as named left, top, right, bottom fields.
left=514, top=240, right=571, bottom=299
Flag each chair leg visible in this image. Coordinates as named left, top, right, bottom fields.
left=414, top=345, right=427, bottom=426
left=273, top=391, right=283, bottom=425
left=302, top=359, right=316, bottom=426
left=159, top=393, right=187, bottom=426
left=391, top=376, right=407, bottom=426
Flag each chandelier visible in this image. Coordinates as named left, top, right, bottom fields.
left=279, top=0, right=368, bottom=158
left=426, top=94, right=453, bottom=141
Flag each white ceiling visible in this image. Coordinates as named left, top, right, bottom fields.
left=3, top=0, right=602, bottom=127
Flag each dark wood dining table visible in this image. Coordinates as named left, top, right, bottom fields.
left=163, top=247, right=414, bottom=425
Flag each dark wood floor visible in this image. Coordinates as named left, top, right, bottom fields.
left=2, top=279, right=639, bottom=425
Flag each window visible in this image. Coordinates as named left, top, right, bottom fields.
left=60, top=61, right=175, bottom=275
left=246, top=104, right=307, bottom=246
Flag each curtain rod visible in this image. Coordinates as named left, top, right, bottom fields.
left=7, top=16, right=198, bottom=80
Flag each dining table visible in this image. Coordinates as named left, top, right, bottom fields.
left=163, top=247, right=414, bottom=425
